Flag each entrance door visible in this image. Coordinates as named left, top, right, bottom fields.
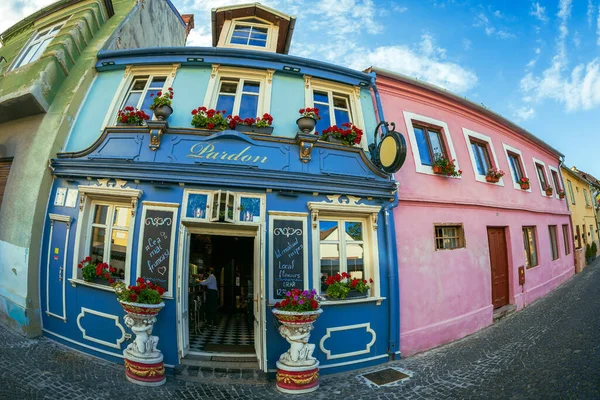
left=45, top=214, right=71, bottom=321
left=488, top=227, right=510, bottom=309
left=177, top=225, right=190, bottom=358
left=253, top=233, right=265, bottom=369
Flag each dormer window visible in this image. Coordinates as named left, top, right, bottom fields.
left=230, top=24, right=268, bottom=47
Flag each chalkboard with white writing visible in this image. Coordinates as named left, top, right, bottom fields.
left=271, top=219, right=305, bottom=299
left=139, top=208, right=174, bottom=293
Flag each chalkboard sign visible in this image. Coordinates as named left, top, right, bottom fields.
left=270, top=215, right=308, bottom=301
left=138, top=204, right=178, bottom=297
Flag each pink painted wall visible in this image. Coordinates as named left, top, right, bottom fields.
left=375, top=75, right=574, bottom=356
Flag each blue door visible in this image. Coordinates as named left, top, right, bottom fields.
left=45, top=215, right=71, bottom=321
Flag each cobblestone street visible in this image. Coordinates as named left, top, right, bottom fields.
left=2, top=259, right=599, bottom=400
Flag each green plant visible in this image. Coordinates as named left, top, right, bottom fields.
left=117, top=107, right=150, bottom=125
left=544, top=185, right=553, bottom=195
left=323, top=272, right=373, bottom=299
left=432, top=154, right=462, bottom=177
left=77, top=256, right=117, bottom=283
left=149, top=87, right=174, bottom=109
left=299, top=107, right=321, bottom=120
left=113, top=278, right=166, bottom=304
left=320, top=123, right=364, bottom=145
left=592, top=241, right=598, bottom=258
left=274, top=288, right=321, bottom=312
left=486, top=167, right=505, bottom=179
left=190, top=106, right=229, bottom=130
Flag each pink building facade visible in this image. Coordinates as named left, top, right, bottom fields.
left=372, top=68, right=575, bottom=356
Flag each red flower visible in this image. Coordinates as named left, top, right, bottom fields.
left=311, top=300, right=318, bottom=309
left=191, top=109, right=198, bottom=115
left=136, top=277, right=145, bottom=284
left=168, top=87, right=173, bottom=90
left=157, top=91, right=162, bottom=96
left=129, top=293, right=138, bottom=302
left=207, top=123, right=215, bottom=129
left=369, top=278, right=374, bottom=283
left=150, top=93, right=154, bottom=97
left=77, top=263, right=83, bottom=269
left=85, top=256, right=91, bottom=262
left=299, top=108, right=305, bottom=114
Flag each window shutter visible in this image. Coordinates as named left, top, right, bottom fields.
left=0, top=160, right=12, bottom=209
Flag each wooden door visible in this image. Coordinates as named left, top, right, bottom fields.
left=488, top=227, right=510, bottom=309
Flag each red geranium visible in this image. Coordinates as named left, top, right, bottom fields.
left=116, top=107, right=150, bottom=126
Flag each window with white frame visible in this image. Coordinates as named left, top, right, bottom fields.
left=550, top=169, right=562, bottom=196
left=11, top=21, right=65, bottom=70
left=503, top=143, right=529, bottom=190
left=215, top=79, right=261, bottom=119
left=230, top=24, right=268, bottom=47
left=535, top=163, right=548, bottom=192
left=318, top=219, right=366, bottom=286
left=120, top=75, right=168, bottom=120
left=584, top=189, right=591, bottom=206
left=404, top=112, right=459, bottom=175
left=221, top=17, right=275, bottom=51
left=567, top=180, right=576, bottom=204
left=463, top=128, right=502, bottom=184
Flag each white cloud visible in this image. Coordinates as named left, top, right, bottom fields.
left=597, top=5, right=600, bottom=46
left=462, top=38, right=472, bottom=50
left=514, top=106, right=535, bottom=120
left=393, top=5, right=408, bottom=13
left=186, top=25, right=212, bottom=47
left=588, top=0, right=595, bottom=27
left=573, top=31, right=581, bottom=47
left=474, top=12, right=515, bottom=39
left=530, top=2, right=548, bottom=23
left=349, top=34, right=477, bottom=93
left=0, top=0, right=57, bottom=36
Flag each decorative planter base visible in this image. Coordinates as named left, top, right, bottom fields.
left=124, top=353, right=166, bottom=386
left=276, top=361, right=319, bottom=394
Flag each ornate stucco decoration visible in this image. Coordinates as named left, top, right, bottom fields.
left=147, top=120, right=169, bottom=151
left=308, top=195, right=381, bottom=231
left=295, top=133, right=319, bottom=163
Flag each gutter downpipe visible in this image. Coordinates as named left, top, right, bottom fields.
left=558, top=156, right=577, bottom=270
left=370, top=72, right=400, bottom=359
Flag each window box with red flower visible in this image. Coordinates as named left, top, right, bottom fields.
left=77, top=256, right=120, bottom=285
left=190, top=107, right=229, bottom=130
left=319, top=123, right=363, bottom=146
left=116, top=107, right=150, bottom=126
left=230, top=113, right=274, bottom=134
left=544, top=185, right=554, bottom=196
left=322, top=272, right=373, bottom=300
left=558, top=189, right=566, bottom=199
left=431, top=154, right=462, bottom=177
left=519, top=176, right=530, bottom=190
left=485, top=167, right=505, bottom=183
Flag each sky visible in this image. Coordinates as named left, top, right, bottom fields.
left=2, top=0, right=599, bottom=177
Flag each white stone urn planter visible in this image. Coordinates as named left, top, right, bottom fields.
left=119, top=301, right=166, bottom=386
left=272, top=308, right=323, bottom=393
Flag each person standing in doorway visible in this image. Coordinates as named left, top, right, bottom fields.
left=200, top=267, right=218, bottom=327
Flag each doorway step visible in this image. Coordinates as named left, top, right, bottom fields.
left=175, top=354, right=267, bottom=384
left=493, top=304, right=516, bottom=322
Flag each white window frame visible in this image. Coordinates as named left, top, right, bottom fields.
left=548, top=165, right=562, bottom=200
left=305, top=76, right=368, bottom=150
left=10, top=20, right=66, bottom=71
left=101, top=64, right=180, bottom=131
left=70, top=185, right=141, bottom=291
left=219, top=17, right=279, bottom=52
left=532, top=157, right=550, bottom=197
left=308, top=200, right=382, bottom=304
left=404, top=112, right=460, bottom=177
left=584, top=189, right=591, bottom=207
left=502, top=143, right=530, bottom=191
left=318, top=217, right=366, bottom=277
left=203, top=65, right=273, bottom=120
left=463, top=128, right=503, bottom=186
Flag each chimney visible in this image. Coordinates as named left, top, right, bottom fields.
left=182, top=14, right=195, bottom=41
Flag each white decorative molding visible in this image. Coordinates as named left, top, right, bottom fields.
left=43, top=328, right=125, bottom=359
left=76, top=308, right=126, bottom=349
left=94, top=178, right=129, bottom=189
left=78, top=184, right=142, bottom=200
left=319, top=323, right=376, bottom=360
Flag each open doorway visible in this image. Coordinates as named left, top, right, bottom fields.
left=187, top=234, right=255, bottom=354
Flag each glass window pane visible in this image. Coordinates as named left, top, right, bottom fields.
left=132, top=79, right=148, bottom=90
left=90, top=227, right=106, bottom=263
left=334, top=109, right=350, bottom=126
left=252, top=27, right=268, bottom=34
left=240, top=197, right=261, bottom=222
left=93, top=205, right=109, bottom=224
left=239, top=93, right=259, bottom=119
left=186, top=193, right=208, bottom=218
left=110, top=229, right=127, bottom=279
left=320, top=243, right=340, bottom=280
left=319, top=221, right=339, bottom=241
left=414, top=127, right=432, bottom=165
left=248, top=39, right=267, bottom=47
left=528, top=229, right=538, bottom=266
left=345, top=222, right=363, bottom=241
left=313, top=92, right=329, bottom=103
left=19, top=43, right=41, bottom=65
left=428, top=130, right=445, bottom=158
left=123, top=92, right=142, bottom=109
left=333, top=96, right=348, bottom=109
left=315, top=106, right=331, bottom=134
left=141, top=89, right=160, bottom=118
left=346, top=243, right=364, bottom=279
left=472, top=143, right=487, bottom=175
left=29, top=38, right=53, bottom=63
left=113, top=206, right=131, bottom=228
left=149, top=77, right=166, bottom=88
left=231, top=36, right=248, bottom=45
left=215, top=95, right=235, bottom=116
left=242, top=82, right=260, bottom=93
left=220, top=81, right=238, bottom=94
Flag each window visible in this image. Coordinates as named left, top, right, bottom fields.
left=551, top=170, right=561, bottom=195
left=413, top=124, right=447, bottom=166
left=562, top=224, right=571, bottom=255
left=11, top=21, right=65, bottom=70
left=507, top=152, right=524, bottom=183
left=576, top=225, right=582, bottom=248
left=470, top=139, right=492, bottom=175
left=230, top=24, right=268, bottom=47
left=86, top=202, right=131, bottom=284
left=0, top=159, right=12, bottom=210
left=549, top=225, right=559, bottom=260
left=313, top=90, right=352, bottom=134
left=522, top=226, right=538, bottom=268
left=583, top=225, right=587, bottom=244
left=319, top=220, right=365, bottom=285
left=584, top=189, right=591, bottom=206
left=120, top=75, right=168, bottom=120
left=567, top=180, right=575, bottom=204
left=535, top=164, right=547, bottom=189
left=434, top=225, right=465, bottom=250
left=215, top=79, right=260, bottom=119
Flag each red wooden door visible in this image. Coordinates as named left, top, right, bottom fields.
left=488, top=227, right=509, bottom=309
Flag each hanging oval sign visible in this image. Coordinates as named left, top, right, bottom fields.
left=377, top=131, right=407, bottom=173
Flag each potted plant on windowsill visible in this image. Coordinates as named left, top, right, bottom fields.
left=486, top=167, right=505, bottom=183
left=296, top=107, right=320, bottom=134
left=230, top=113, right=274, bottom=134
left=558, top=189, right=566, bottom=199
left=323, top=272, right=373, bottom=300
left=150, top=87, right=174, bottom=120
left=519, top=176, right=530, bottom=190
left=190, top=107, right=229, bottom=130
left=431, top=154, right=462, bottom=177
left=77, top=256, right=121, bottom=285
left=544, top=185, right=554, bottom=196
left=116, top=107, right=150, bottom=126
left=319, top=123, right=363, bottom=146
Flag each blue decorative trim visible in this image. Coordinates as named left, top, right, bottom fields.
left=96, top=47, right=373, bottom=87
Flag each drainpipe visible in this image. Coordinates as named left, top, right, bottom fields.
left=370, top=71, right=400, bottom=358
left=559, top=156, right=577, bottom=269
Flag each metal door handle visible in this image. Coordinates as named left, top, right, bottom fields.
left=59, top=267, right=63, bottom=281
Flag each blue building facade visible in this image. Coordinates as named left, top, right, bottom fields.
left=40, top=3, right=400, bottom=375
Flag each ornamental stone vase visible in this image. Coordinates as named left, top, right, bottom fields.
left=272, top=308, right=322, bottom=394
left=296, top=116, right=317, bottom=134
left=152, top=105, right=173, bottom=121
left=120, top=301, right=166, bottom=386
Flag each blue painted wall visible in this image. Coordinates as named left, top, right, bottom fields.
left=169, top=66, right=211, bottom=128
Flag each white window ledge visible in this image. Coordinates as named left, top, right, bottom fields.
left=69, top=278, right=116, bottom=292
left=320, top=296, right=386, bottom=306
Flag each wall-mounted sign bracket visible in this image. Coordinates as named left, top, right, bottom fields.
left=369, top=121, right=407, bottom=174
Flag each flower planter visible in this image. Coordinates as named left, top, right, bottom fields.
left=235, top=124, right=274, bottom=135
left=346, top=290, right=368, bottom=299
left=559, top=193, right=565, bottom=199
left=272, top=308, right=322, bottom=394
left=296, top=116, right=317, bottom=134
left=545, top=189, right=553, bottom=196
left=120, top=301, right=166, bottom=386
left=432, top=166, right=444, bottom=174
left=486, top=176, right=500, bottom=183
left=324, top=135, right=343, bottom=144
left=152, top=105, right=173, bottom=121
left=520, top=183, right=530, bottom=190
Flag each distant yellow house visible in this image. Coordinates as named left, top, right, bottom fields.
left=561, top=166, right=600, bottom=263
left=571, top=167, right=600, bottom=251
